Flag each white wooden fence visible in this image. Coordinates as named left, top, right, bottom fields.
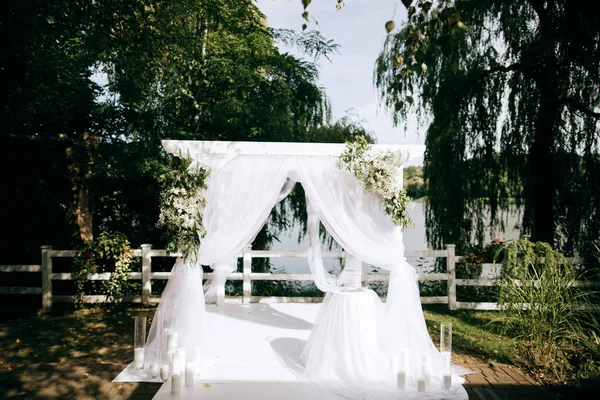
left=0, top=244, right=551, bottom=312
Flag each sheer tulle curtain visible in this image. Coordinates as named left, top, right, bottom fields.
left=200, top=156, right=291, bottom=303
left=144, top=156, right=290, bottom=367
left=297, top=157, right=460, bottom=380
left=144, top=259, right=206, bottom=369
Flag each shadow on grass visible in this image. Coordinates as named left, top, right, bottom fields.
left=422, top=304, right=518, bottom=365
left=0, top=304, right=157, bottom=373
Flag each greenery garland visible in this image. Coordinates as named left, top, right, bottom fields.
left=338, top=136, right=413, bottom=227
left=157, top=157, right=209, bottom=263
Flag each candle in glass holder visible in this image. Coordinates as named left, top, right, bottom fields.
left=193, top=346, right=202, bottom=375
left=177, top=347, right=186, bottom=366
left=440, top=323, right=452, bottom=354
left=167, top=331, right=178, bottom=353
left=442, top=351, right=452, bottom=373
left=149, top=363, right=159, bottom=378
left=172, top=353, right=181, bottom=376
left=185, top=362, right=194, bottom=386
left=133, top=316, right=146, bottom=369
left=134, top=347, right=145, bottom=370
left=399, top=348, right=409, bottom=372
left=443, top=373, right=452, bottom=390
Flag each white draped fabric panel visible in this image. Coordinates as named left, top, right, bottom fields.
left=144, top=259, right=205, bottom=370
left=145, top=152, right=469, bottom=398
left=200, top=156, right=290, bottom=304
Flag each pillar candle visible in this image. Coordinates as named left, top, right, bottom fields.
left=417, top=377, right=426, bottom=392
left=185, top=362, right=194, bottom=386
left=396, top=371, right=406, bottom=392
left=443, top=374, right=452, bottom=390
left=172, top=353, right=181, bottom=376
left=171, top=373, right=181, bottom=394
left=134, top=347, right=145, bottom=369
left=160, top=365, right=169, bottom=382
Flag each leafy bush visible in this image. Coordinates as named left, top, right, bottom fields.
left=72, top=231, right=136, bottom=307
left=497, top=238, right=600, bottom=383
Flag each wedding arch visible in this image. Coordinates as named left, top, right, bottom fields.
left=142, top=140, right=469, bottom=399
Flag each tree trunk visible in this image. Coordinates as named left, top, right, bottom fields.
left=526, top=97, right=557, bottom=245
left=525, top=5, right=558, bottom=246
left=67, top=132, right=98, bottom=246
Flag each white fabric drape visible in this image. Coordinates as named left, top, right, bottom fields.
left=144, top=259, right=205, bottom=370
left=200, top=156, right=290, bottom=303
left=297, top=157, right=468, bottom=397
left=145, top=152, right=468, bottom=398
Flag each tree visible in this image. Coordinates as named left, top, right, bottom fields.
left=375, top=0, right=600, bottom=253
left=1, top=0, right=101, bottom=250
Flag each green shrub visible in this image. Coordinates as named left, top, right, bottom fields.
left=72, top=231, right=136, bottom=307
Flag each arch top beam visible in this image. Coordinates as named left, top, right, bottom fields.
left=162, top=140, right=425, bottom=161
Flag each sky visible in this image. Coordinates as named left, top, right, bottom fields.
left=256, top=0, right=425, bottom=147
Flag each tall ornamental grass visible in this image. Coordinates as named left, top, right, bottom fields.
left=497, top=238, right=599, bottom=383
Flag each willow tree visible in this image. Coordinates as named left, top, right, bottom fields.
left=375, top=0, right=600, bottom=253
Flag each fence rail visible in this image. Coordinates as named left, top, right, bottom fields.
left=0, top=244, right=589, bottom=312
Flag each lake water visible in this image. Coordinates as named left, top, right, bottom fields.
left=265, top=202, right=522, bottom=275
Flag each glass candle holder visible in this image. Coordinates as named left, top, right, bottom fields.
left=440, top=322, right=452, bottom=372
left=134, top=316, right=146, bottom=369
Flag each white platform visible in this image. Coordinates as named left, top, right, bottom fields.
left=123, top=303, right=468, bottom=399
left=152, top=303, right=339, bottom=399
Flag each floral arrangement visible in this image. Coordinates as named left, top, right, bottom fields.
left=157, top=157, right=209, bottom=263
left=338, top=136, right=412, bottom=227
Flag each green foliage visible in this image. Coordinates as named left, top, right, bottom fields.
left=72, top=232, right=136, bottom=307
left=376, top=0, right=600, bottom=254
left=338, top=136, right=413, bottom=228
left=497, top=238, right=600, bottom=382
left=156, top=157, right=209, bottom=263
left=403, top=166, right=426, bottom=199
left=0, top=0, right=340, bottom=263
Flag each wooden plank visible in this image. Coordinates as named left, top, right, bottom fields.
left=456, top=302, right=499, bottom=310
left=447, top=244, right=457, bottom=310
left=41, top=245, right=53, bottom=312
left=405, top=250, right=449, bottom=257
left=0, top=287, right=42, bottom=294
left=420, top=296, right=449, bottom=304
left=49, top=272, right=142, bottom=280
left=250, top=273, right=314, bottom=281
left=250, top=296, right=325, bottom=303
left=418, top=273, right=449, bottom=281
left=243, top=249, right=252, bottom=303
left=247, top=250, right=345, bottom=258
left=0, top=265, right=41, bottom=272
left=150, top=272, right=172, bottom=280
left=48, top=250, right=78, bottom=257
left=53, top=295, right=143, bottom=303
left=456, top=278, right=498, bottom=286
